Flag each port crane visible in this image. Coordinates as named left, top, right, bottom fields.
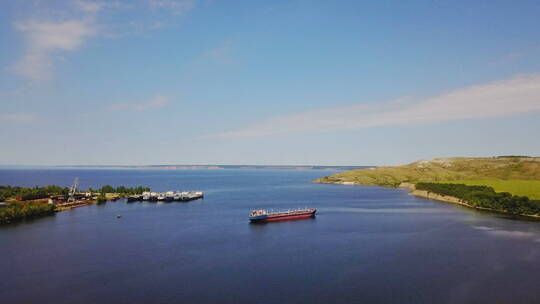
left=68, top=177, right=79, bottom=202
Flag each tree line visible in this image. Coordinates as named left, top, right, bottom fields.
left=0, top=184, right=151, bottom=225
left=0, top=202, right=56, bottom=225
left=0, top=185, right=151, bottom=202
left=416, top=182, right=540, bottom=216
left=0, top=185, right=69, bottom=202
left=89, top=185, right=150, bottom=195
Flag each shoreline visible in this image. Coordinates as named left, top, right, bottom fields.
left=409, top=189, right=540, bottom=219
left=402, top=183, right=540, bottom=219
left=317, top=180, right=540, bottom=220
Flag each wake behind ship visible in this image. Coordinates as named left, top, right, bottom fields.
left=249, top=208, right=317, bottom=223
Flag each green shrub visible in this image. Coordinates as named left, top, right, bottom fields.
left=0, top=202, right=55, bottom=225
left=0, top=185, right=69, bottom=201
left=96, top=195, right=107, bottom=204
left=416, top=182, right=540, bottom=215
left=96, top=185, right=150, bottom=194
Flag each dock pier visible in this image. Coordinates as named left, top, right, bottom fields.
left=127, top=191, right=204, bottom=202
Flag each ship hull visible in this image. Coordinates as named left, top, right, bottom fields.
left=250, top=210, right=316, bottom=223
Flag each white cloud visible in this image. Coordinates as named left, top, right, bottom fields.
left=147, top=0, right=195, bottom=15
left=74, top=0, right=106, bottom=13
left=16, top=20, right=94, bottom=51
left=11, top=0, right=195, bottom=81
left=134, top=95, right=170, bottom=111
left=12, top=20, right=96, bottom=81
left=108, top=95, right=171, bottom=112
left=74, top=1, right=127, bottom=13
left=0, top=113, right=36, bottom=122
left=203, top=41, right=235, bottom=64
left=214, top=74, right=540, bottom=138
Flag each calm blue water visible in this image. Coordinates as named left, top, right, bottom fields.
left=1, top=169, right=540, bottom=303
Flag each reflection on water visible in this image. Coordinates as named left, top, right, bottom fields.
left=470, top=224, right=540, bottom=241
left=323, top=207, right=455, bottom=214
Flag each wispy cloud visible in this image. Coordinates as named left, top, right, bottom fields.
left=203, top=41, right=235, bottom=64
left=108, top=95, right=171, bottom=112
left=147, top=0, right=195, bottom=15
left=491, top=44, right=540, bottom=66
left=0, top=113, right=36, bottom=122
left=134, top=95, right=170, bottom=111
left=75, top=1, right=131, bottom=13
left=11, top=3, right=98, bottom=82
left=74, top=0, right=107, bottom=13
left=213, top=74, right=540, bottom=138
left=11, top=0, right=192, bottom=81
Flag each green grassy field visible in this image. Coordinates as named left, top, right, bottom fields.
left=441, top=180, right=540, bottom=200
left=316, top=157, right=540, bottom=188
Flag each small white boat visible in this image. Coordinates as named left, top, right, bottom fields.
left=142, top=191, right=151, bottom=200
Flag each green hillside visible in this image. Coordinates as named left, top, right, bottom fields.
left=316, top=157, right=540, bottom=191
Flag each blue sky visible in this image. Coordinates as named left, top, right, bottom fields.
left=1, top=0, right=540, bottom=166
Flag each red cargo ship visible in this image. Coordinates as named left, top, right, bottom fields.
left=249, top=208, right=317, bottom=223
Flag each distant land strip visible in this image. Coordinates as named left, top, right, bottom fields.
left=46, top=165, right=373, bottom=171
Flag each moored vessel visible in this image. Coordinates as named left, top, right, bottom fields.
left=142, top=192, right=150, bottom=200
left=126, top=195, right=141, bottom=202
left=125, top=190, right=204, bottom=202
left=249, top=208, right=317, bottom=223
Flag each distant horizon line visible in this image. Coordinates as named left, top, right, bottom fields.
left=2, top=156, right=537, bottom=169
left=0, top=164, right=372, bottom=170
